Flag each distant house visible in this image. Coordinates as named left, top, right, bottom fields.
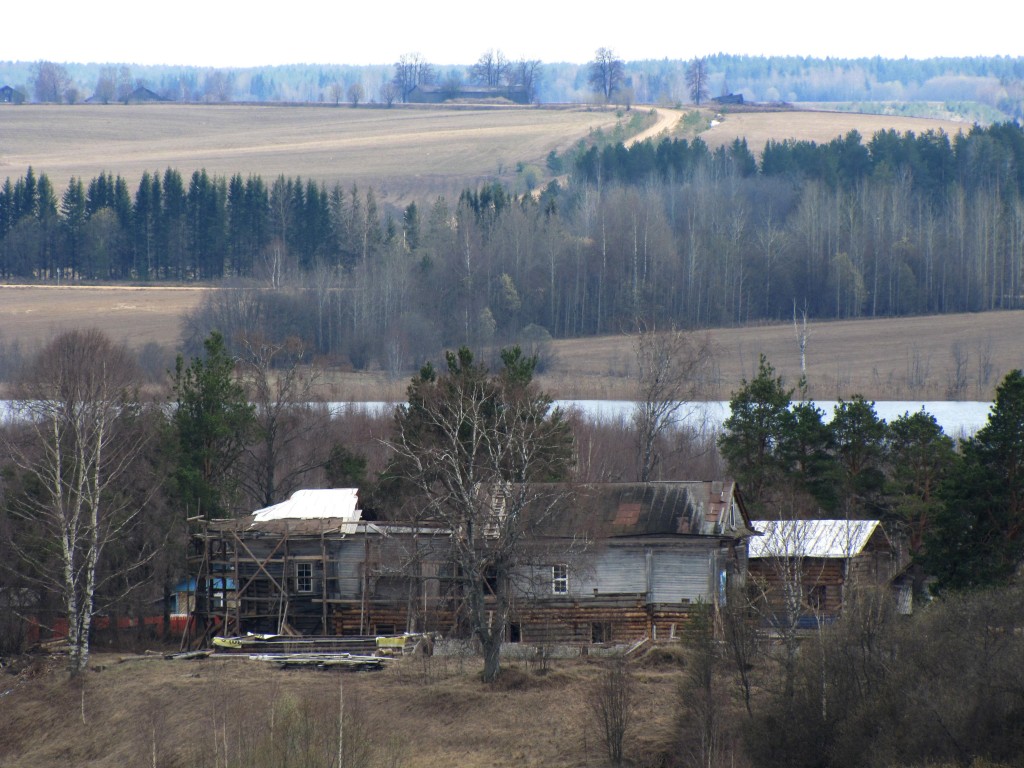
left=124, top=86, right=168, bottom=103
left=748, top=519, right=898, bottom=628
left=713, top=93, right=745, bottom=105
left=0, top=85, right=26, bottom=104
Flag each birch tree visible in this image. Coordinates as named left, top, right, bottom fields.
left=3, top=330, right=153, bottom=674
left=632, top=322, right=715, bottom=481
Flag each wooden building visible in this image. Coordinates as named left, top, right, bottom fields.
left=189, top=489, right=455, bottom=641
left=507, top=481, right=755, bottom=644
left=747, top=519, right=897, bottom=628
left=0, top=85, right=26, bottom=104
left=190, top=481, right=755, bottom=647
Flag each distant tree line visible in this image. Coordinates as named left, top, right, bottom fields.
left=5, top=55, right=1022, bottom=119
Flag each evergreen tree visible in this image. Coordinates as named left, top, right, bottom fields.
left=718, top=355, right=794, bottom=510
left=170, top=331, right=255, bottom=519
left=924, top=370, right=1024, bottom=591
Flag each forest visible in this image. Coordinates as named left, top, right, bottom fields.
left=2, top=120, right=1024, bottom=372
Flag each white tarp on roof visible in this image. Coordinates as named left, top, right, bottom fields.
left=252, top=489, right=361, bottom=523
left=749, top=519, right=881, bottom=559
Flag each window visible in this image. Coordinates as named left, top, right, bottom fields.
left=552, top=564, right=568, bottom=595
left=807, top=584, right=826, bottom=612
left=296, top=562, right=313, bottom=593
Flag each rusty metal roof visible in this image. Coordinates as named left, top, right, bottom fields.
left=541, top=481, right=752, bottom=539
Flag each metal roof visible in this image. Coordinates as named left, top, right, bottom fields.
left=748, top=519, right=882, bottom=559
left=539, top=481, right=752, bottom=539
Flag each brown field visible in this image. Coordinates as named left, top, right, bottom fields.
left=0, top=103, right=623, bottom=202
left=699, top=109, right=967, bottom=155
left=0, top=651, right=683, bottom=768
left=2, top=285, right=1021, bottom=402
left=0, top=284, right=210, bottom=352
left=0, top=103, right=967, bottom=204
left=544, top=312, right=1024, bottom=403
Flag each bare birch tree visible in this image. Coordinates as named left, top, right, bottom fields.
left=2, top=330, right=153, bottom=674
left=632, top=322, right=715, bottom=481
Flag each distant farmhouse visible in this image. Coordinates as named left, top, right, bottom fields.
left=86, top=86, right=169, bottom=105
left=124, top=87, right=168, bottom=104
left=0, top=85, right=26, bottom=104
left=408, top=84, right=531, bottom=105
left=713, top=93, right=745, bottom=105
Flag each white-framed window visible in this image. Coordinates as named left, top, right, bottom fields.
left=296, top=562, right=313, bottom=593
left=552, top=564, right=569, bottom=595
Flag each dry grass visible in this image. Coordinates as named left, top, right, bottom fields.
left=0, top=103, right=622, bottom=203
left=0, top=284, right=210, bottom=353
left=2, top=285, right=1022, bottom=401
left=0, top=651, right=683, bottom=768
left=545, top=312, right=1024, bottom=402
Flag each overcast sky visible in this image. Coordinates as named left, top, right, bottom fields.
left=7, top=0, right=1021, bottom=67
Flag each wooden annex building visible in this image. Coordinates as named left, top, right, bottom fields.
left=187, top=482, right=757, bottom=647
left=747, top=518, right=899, bottom=628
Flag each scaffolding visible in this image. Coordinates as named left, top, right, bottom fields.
left=183, top=516, right=455, bottom=649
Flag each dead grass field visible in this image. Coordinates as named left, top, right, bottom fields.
left=2, top=285, right=1021, bottom=402
left=699, top=109, right=967, bottom=155
left=0, top=284, right=210, bottom=352
left=544, top=312, right=1024, bottom=402
left=0, top=651, right=683, bottom=768
left=0, top=104, right=622, bottom=202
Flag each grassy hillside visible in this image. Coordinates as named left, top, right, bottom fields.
left=0, top=651, right=683, bottom=768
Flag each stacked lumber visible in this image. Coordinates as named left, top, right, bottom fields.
left=249, top=652, right=386, bottom=670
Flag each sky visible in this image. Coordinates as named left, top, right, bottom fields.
left=6, top=1, right=1022, bottom=67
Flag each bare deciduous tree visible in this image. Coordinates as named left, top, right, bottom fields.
left=588, top=48, right=624, bottom=103
left=632, top=322, right=715, bottom=481
left=686, top=57, right=710, bottom=105
left=3, top=330, right=154, bottom=674
left=347, top=82, right=364, bottom=108
left=590, top=657, right=634, bottom=766
left=32, top=60, right=72, bottom=103
left=238, top=336, right=331, bottom=508
left=393, top=53, right=433, bottom=102
left=328, top=81, right=344, bottom=105
left=471, top=49, right=510, bottom=88
left=385, top=347, right=572, bottom=682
